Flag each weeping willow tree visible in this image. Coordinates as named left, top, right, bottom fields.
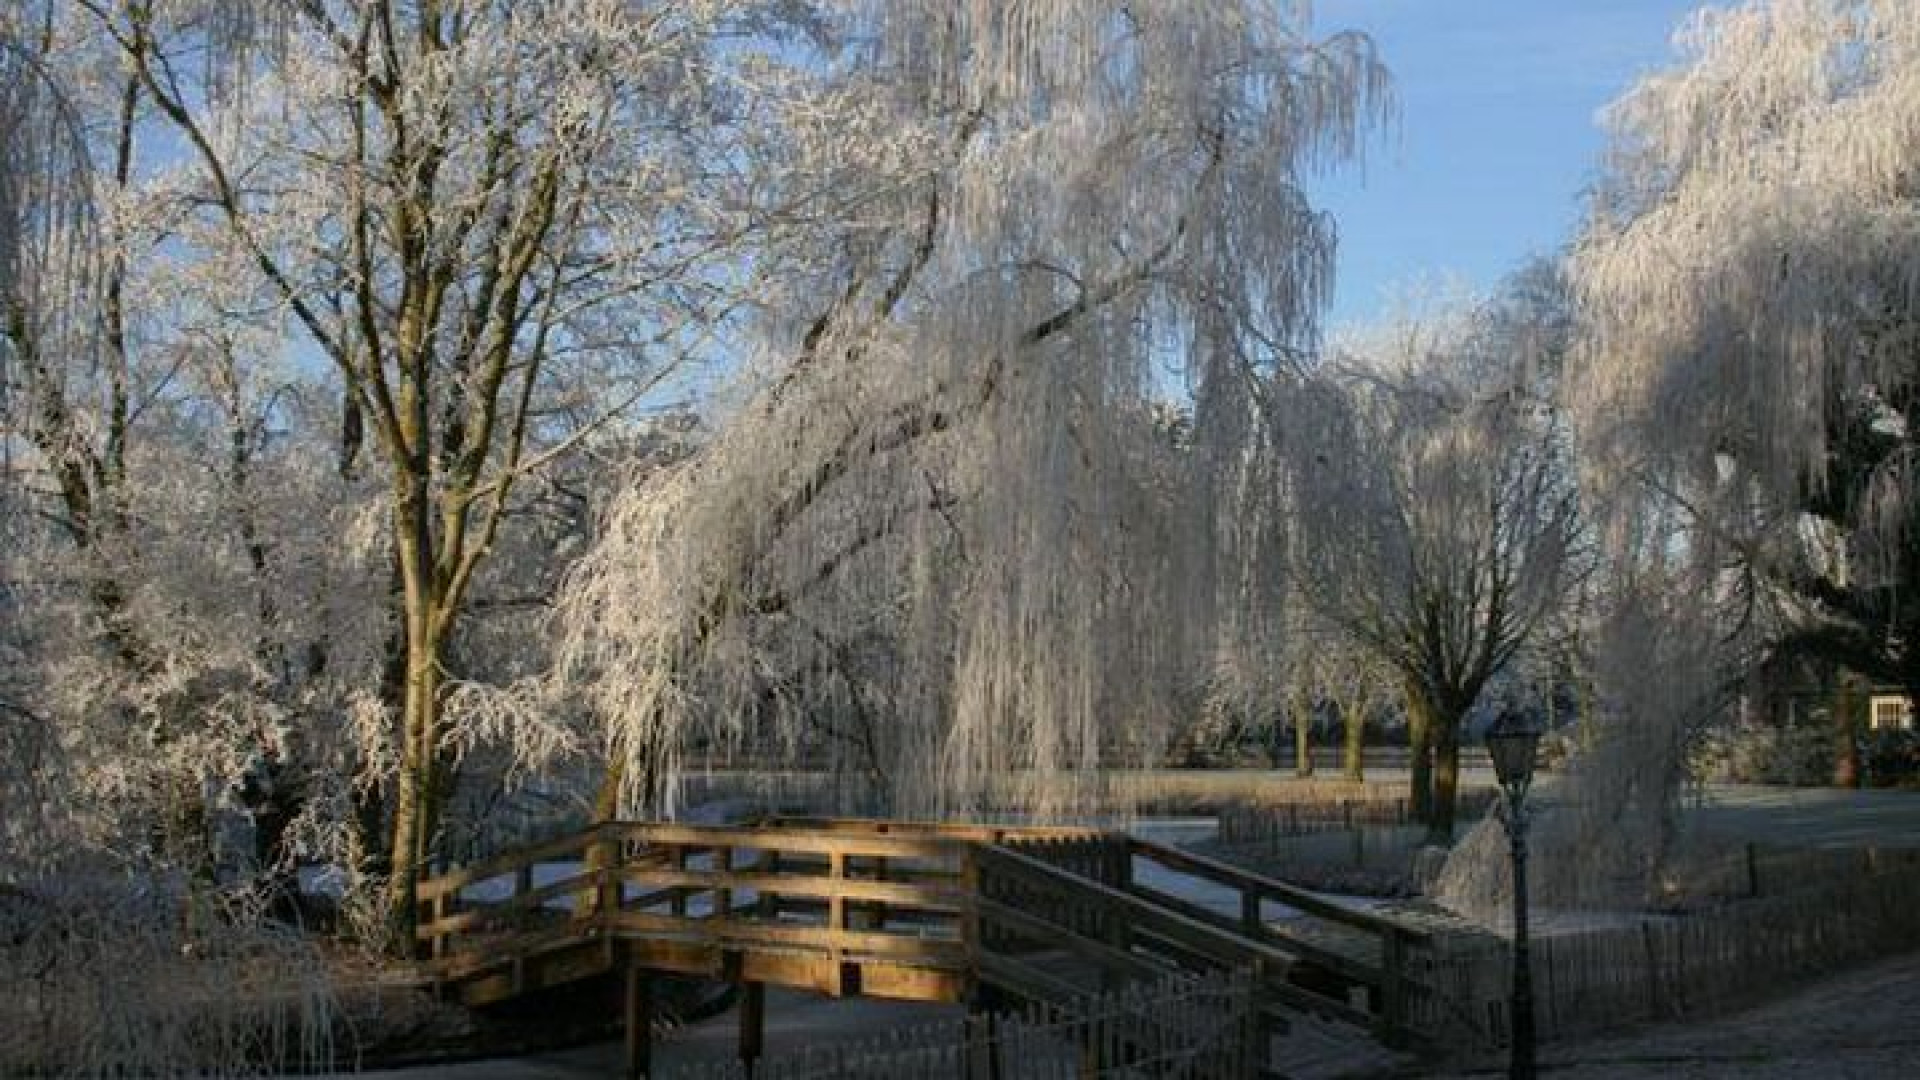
left=1578, top=0, right=1920, bottom=816
left=1574, top=0, right=1920, bottom=700
left=555, top=1, right=1390, bottom=819
left=1442, top=0, right=1920, bottom=920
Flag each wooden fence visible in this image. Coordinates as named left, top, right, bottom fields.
left=662, top=970, right=1257, bottom=1079
left=1417, top=850, right=1920, bottom=1047
left=674, top=767, right=1495, bottom=818
left=1218, top=786, right=1498, bottom=843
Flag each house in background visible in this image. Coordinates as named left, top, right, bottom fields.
left=1869, top=692, right=1914, bottom=731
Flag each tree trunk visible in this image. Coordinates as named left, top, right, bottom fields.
left=1293, top=696, right=1315, bottom=779
left=383, top=473, right=450, bottom=953
left=1427, top=709, right=1463, bottom=845
left=1404, top=683, right=1433, bottom=824
left=384, top=621, right=444, bottom=951
left=1342, top=696, right=1365, bottom=782
left=1831, top=673, right=1863, bottom=788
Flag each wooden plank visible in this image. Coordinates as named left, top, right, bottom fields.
left=1127, top=837, right=1429, bottom=941
left=618, top=866, right=969, bottom=911
left=428, top=919, right=600, bottom=980
left=601, top=910, right=969, bottom=963
left=977, top=952, right=1098, bottom=1008
left=859, top=961, right=968, bottom=1003
left=975, top=897, right=1168, bottom=983
left=980, top=846, right=1296, bottom=973
left=1123, top=880, right=1385, bottom=988
left=617, top=822, right=972, bottom=860
left=456, top=940, right=614, bottom=1006
left=738, top=950, right=838, bottom=994
left=417, top=871, right=598, bottom=939
left=758, top=816, right=1105, bottom=844
left=625, top=938, right=724, bottom=978
left=418, top=827, right=604, bottom=900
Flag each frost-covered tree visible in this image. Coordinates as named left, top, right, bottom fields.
left=554, top=1, right=1389, bottom=818
left=53, top=0, right=827, bottom=936
left=1570, top=0, right=1920, bottom=763
left=1284, top=294, right=1582, bottom=842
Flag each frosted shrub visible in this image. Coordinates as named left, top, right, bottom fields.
left=0, top=876, right=332, bottom=1077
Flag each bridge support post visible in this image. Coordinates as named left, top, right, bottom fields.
left=624, top=959, right=652, bottom=1080
left=1380, top=929, right=1408, bottom=1049
left=739, top=980, right=765, bottom=1071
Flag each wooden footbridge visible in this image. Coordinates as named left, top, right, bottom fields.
left=415, top=818, right=1433, bottom=1077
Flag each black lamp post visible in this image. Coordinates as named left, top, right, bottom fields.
left=1485, top=710, right=1544, bottom=1080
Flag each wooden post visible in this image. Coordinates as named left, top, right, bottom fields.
left=715, top=846, right=733, bottom=919
left=430, top=893, right=447, bottom=959
left=962, top=846, right=983, bottom=971
left=1248, top=954, right=1275, bottom=1071
left=1240, top=890, right=1262, bottom=936
left=739, top=980, right=766, bottom=1070
left=758, top=850, right=781, bottom=919
left=596, top=824, right=622, bottom=921
left=624, top=958, right=652, bottom=1080
left=670, top=845, right=687, bottom=918
left=828, top=850, right=847, bottom=994
left=1380, top=929, right=1407, bottom=1048
left=828, top=851, right=846, bottom=930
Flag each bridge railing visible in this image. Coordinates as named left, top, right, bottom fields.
left=412, top=817, right=1436, bottom=1047
left=1120, top=836, right=1433, bottom=1046
left=416, top=821, right=1007, bottom=1000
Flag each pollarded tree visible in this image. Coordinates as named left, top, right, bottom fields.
left=553, top=1, right=1390, bottom=819
left=1571, top=0, right=1920, bottom=737
left=1284, top=296, right=1583, bottom=842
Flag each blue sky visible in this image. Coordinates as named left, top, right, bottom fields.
left=1308, top=0, right=1708, bottom=329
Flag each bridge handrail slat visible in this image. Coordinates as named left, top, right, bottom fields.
left=601, top=910, right=967, bottom=963
left=977, top=845, right=1301, bottom=975
left=1121, top=879, right=1389, bottom=989
left=610, top=821, right=970, bottom=860
left=416, top=868, right=601, bottom=940
left=1127, top=836, right=1432, bottom=943
left=977, top=844, right=1380, bottom=1029
left=761, top=816, right=1108, bottom=844
left=417, top=826, right=607, bottom=901
left=974, top=895, right=1170, bottom=982
left=619, top=866, right=968, bottom=910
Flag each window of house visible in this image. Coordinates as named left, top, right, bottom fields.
left=1869, top=694, right=1913, bottom=731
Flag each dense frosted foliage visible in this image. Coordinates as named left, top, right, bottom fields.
left=555, top=1, right=1388, bottom=817
left=1437, top=0, right=1920, bottom=922
left=1574, top=0, right=1920, bottom=556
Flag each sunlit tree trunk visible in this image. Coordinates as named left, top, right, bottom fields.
left=1405, top=682, right=1434, bottom=825
left=1292, top=693, right=1315, bottom=778
left=1342, top=696, right=1366, bottom=782
left=1831, top=673, right=1862, bottom=789
left=1428, top=697, right=1464, bottom=844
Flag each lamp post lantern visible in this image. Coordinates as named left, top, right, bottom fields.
left=1485, top=709, right=1544, bottom=1080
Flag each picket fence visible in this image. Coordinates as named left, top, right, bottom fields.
left=1417, top=850, right=1920, bottom=1047
left=662, top=970, right=1256, bottom=1079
